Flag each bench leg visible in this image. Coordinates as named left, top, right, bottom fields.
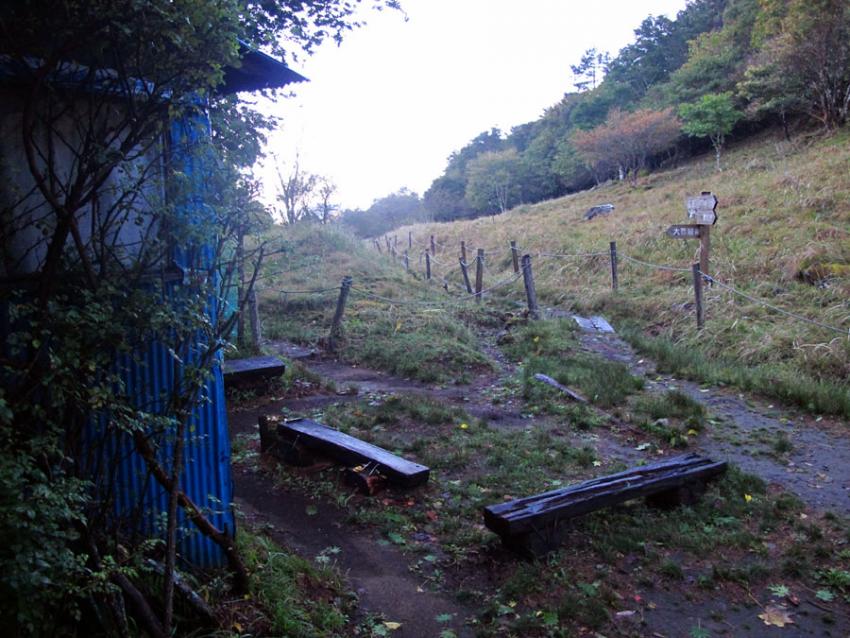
left=645, top=480, right=707, bottom=509
left=501, top=517, right=573, bottom=559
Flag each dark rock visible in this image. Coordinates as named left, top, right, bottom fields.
left=583, top=203, right=615, bottom=221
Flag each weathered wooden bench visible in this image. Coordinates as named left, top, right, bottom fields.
left=259, top=416, right=430, bottom=488
left=223, top=355, right=286, bottom=390
left=483, top=453, right=726, bottom=557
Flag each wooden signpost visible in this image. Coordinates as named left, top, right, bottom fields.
left=667, top=191, right=717, bottom=280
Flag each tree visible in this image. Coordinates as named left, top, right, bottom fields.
left=0, top=0, right=395, bottom=634
left=274, top=154, right=318, bottom=223
left=680, top=92, right=742, bottom=170
left=465, top=149, right=524, bottom=214
left=339, top=188, right=425, bottom=237
left=572, top=108, right=681, bottom=185
left=315, top=176, right=338, bottom=224
left=570, top=48, right=610, bottom=92
left=756, top=0, right=850, bottom=130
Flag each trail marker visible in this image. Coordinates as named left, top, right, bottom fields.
left=666, top=224, right=702, bottom=239
left=668, top=191, right=718, bottom=279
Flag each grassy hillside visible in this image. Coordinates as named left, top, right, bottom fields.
left=399, top=130, right=850, bottom=414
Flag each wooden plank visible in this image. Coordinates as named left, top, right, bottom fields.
left=484, top=454, right=726, bottom=537
left=223, top=355, right=285, bottom=386
left=686, top=192, right=718, bottom=225
left=533, top=373, right=588, bottom=403
left=666, top=224, right=702, bottom=239
left=277, top=418, right=430, bottom=487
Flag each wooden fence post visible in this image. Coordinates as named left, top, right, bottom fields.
left=521, top=254, right=540, bottom=319
left=609, top=241, right=618, bottom=291
left=460, top=240, right=467, bottom=264
left=459, top=257, right=472, bottom=293
left=425, top=250, right=431, bottom=280
left=374, top=239, right=381, bottom=253
left=475, top=248, right=484, bottom=302
left=248, top=287, right=262, bottom=345
left=328, top=276, right=352, bottom=351
left=430, top=234, right=436, bottom=255
left=408, top=231, right=412, bottom=250
left=692, top=263, right=704, bottom=330
left=404, top=250, right=409, bottom=272
left=510, top=240, right=519, bottom=273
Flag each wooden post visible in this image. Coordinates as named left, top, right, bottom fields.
left=425, top=250, right=431, bottom=280
left=236, top=229, right=245, bottom=347
left=460, top=240, right=467, bottom=263
left=328, top=276, right=352, bottom=351
left=459, top=257, right=472, bottom=293
left=408, top=231, right=412, bottom=250
left=374, top=239, right=382, bottom=253
left=391, top=244, right=397, bottom=261
left=430, top=234, right=436, bottom=255
left=609, top=241, right=618, bottom=291
left=404, top=250, right=409, bottom=272
left=393, top=235, right=398, bottom=250
left=521, top=254, right=540, bottom=319
left=691, top=263, right=704, bottom=330
left=248, top=287, right=262, bottom=345
left=475, top=248, right=484, bottom=302
left=510, top=240, right=519, bottom=273
left=385, top=236, right=391, bottom=252
left=699, top=224, right=710, bottom=283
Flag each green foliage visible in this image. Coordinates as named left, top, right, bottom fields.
left=239, top=531, right=353, bottom=636
left=502, top=319, right=644, bottom=408
left=680, top=92, right=742, bottom=168
left=465, top=149, right=525, bottom=215
left=340, top=188, right=427, bottom=238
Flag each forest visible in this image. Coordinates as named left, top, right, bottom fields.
left=340, top=0, right=850, bottom=236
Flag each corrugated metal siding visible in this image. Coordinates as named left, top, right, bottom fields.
left=103, top=107, right=234, bottom=567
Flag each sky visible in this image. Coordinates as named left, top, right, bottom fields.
left=258, top=0, right=689, bottom=212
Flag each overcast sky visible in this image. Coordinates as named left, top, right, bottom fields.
left=258, top=0, right=689, bottom=211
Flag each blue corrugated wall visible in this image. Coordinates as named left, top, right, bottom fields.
left=105, top=106, right=235, bottom=567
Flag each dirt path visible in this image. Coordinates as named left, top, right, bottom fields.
left=231, top=328, right=850, bottom=637
left=229, top=393, right=476, bottom=638
left=579, top=330, right=850, bottom=515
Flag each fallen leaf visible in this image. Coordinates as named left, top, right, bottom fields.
left=384, top=621, right=402, bottom=631
left=759, top=605, right=794, bottom=627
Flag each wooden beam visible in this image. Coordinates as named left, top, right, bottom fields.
left=277, top=418, right=430, bottom=487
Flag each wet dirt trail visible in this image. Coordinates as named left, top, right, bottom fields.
left=579, top=330, right=850, bottom=516
left=230, top=325, right=850, bottom=637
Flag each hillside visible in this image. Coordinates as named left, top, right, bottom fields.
left=240, top=129, right=850, bottom=637
left=411, top=129, right=849, bottom=402
left=261, top=129, right=849, bottom=417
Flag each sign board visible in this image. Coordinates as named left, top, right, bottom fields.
left=686, top=192, right=718, bottom=225
left=666, top=224, right=702, bottom=239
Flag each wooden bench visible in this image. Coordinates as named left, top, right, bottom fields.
left=483, top=453, right=726, bottom=556
left=259, top=416, right=430, bottom=488
left=223, top=355, right=286, bottom=390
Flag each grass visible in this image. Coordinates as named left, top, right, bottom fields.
left=257, top=224, right=495, bottom=383
left=501, top=318, right=644, bottom=408
left=390, top=128, right=850, bottom=418
left=227, top=530, right=355, bottom=637
left=263, top=385, right=850, bottom=637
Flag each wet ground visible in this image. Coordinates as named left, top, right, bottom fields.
left=228, top=322, right=850, bottom=637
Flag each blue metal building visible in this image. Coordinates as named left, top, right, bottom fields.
left=0, top=44, right=305, bottom=566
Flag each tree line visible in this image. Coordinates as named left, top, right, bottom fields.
left=410, top=0, right=849, bottom=222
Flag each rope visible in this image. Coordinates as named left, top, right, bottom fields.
left=700, top=272, right=849, bottom=337
left=274, top=286, right=339, bottom=295
left=620, top=254, right=691, bottom=273
left=537, top=251, right=608, bottom=259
